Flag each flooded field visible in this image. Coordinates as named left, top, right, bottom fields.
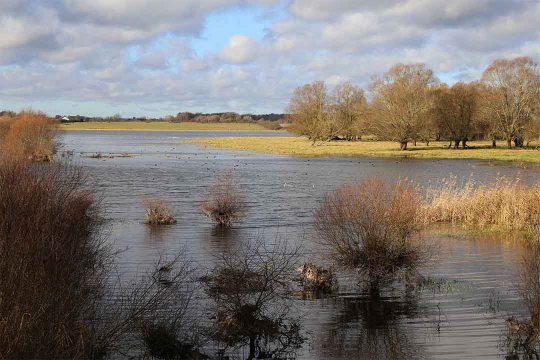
left=61, top=130, right=540, bottom=359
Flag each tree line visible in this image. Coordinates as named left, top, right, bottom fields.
left=288, top=57, right=540, bottom=150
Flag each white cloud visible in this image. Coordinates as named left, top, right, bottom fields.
left=0, top=0, right=539, bottom=116
left=219, top=35, right=259, bottom=64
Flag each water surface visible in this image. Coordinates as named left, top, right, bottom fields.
left=62, top=130, right=539, bottom=359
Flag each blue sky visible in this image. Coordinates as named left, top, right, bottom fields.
left=0, top=0, right=539, bottom=117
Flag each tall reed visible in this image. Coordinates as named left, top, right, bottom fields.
left=424, top=176, right=540, bottom=232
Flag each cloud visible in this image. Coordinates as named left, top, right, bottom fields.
left=0, top=0, right=539, bottom=116
left=219, top=35, right=259, bottom=64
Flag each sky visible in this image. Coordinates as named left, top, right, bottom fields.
left=0, top=0, right=539, bottom=117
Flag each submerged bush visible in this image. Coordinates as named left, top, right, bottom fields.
left=144, top=198, right=176, bottom=225
left=425, top=176, right=540, bottom=232
left=503, top=241, right=540, bottom=358
left=200, top=170, right=246, bottom=227
left=296, top=263, right=338, bottom=293
left=140, top=321, right=202, bottom=360
left=201, top=238, right=305, bottom=359
left=314, top=178, right=431, bottom=288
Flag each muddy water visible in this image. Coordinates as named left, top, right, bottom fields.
left=61, top=130, right=540, bottom=359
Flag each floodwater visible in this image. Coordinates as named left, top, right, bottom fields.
left=61, top=130, right=540, bottom=359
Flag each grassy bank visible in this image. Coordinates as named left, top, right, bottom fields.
left=58, top=121, right=270, bottom=131
left=185, top=136, right=540, bottom=163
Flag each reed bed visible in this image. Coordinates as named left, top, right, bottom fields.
left=424, top=176, right=540, bottom=232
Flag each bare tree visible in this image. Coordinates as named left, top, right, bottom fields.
left=201, top=238, right=305, bottom=360
left=432, top=82, right=480, bottom=149
left=481, top=57, right=540, bottom=148
left=369, top=63, right=437, bottom=150
left=287, top=81, right=329, bottom=144
left=332, top=82, right=367, bottom=141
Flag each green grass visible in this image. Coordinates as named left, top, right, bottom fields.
left=184, top=137, right=540, bottom=163
left=57, top=122, right=270, bottom=131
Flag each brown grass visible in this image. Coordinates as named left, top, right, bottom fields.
left=143, top=198, right=176, bottom=225
left=200, top=170, right=247, bottom=227
left=424, top=176, right=540, bottom=232
left=314, top=178, right=431, bottom=287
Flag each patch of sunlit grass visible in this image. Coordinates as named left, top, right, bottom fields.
left=185, top=137, right=540, bottom=163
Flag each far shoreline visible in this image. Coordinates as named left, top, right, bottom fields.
left=57, top=121, right=278, bottom=132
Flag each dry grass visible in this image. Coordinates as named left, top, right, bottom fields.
left=186, top=137, right=540, bottom=163
left=424, top=176, right=540, bottom=232
left=314, top=178, right=432, bottom=288
left=200, top=170, right=246, bottom=227
left=143, top=198, right=176, bottom=225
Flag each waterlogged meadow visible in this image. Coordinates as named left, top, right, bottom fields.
left=3, top=126, right=540, bottom=359
left=45, top=130, right=540, bottom=359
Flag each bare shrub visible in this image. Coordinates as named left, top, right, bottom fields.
left=201, top=238, right=305, bottom=359
left=143, top=198, right=176, bottom=225
left=0, top=155, right=109, bottom=359
left=100, top=254, right=202, bottom=359
left=0, top=152, right=203, bottom=358
left=3, top=110, right=58, bottom=161
left=425, top=176, right=540, bottom=232
left=503, top=242, right=540, bottom=358
left=200, top=170, right=246, bottom=227
left=314, top=178, right=431, bottom=288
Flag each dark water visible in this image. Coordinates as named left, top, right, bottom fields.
left=61, top=130, right=540, bottom=359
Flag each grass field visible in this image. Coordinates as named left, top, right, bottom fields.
left=57, top=122, right=270, bottom=131
left=185, top=137, right=540, bottom=163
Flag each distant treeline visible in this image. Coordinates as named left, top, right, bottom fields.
left=44, top=112, right=286, bottom=124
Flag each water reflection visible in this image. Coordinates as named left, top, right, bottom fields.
left=144, top=224, right=173, bottom=243
left=312, top=290, right=425, bottom=360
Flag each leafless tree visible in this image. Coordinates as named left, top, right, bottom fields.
left=287, top=81, right=330, bottom=144
left=369, top=63, right=438, bottom=150
left=481, top=57, right=540, bottom=148
left=432, top=82, right=480, bottom=149
left=331, top=82, right=367, bottom=141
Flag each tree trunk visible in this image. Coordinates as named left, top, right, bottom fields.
left=400, top=140, right=408, bottom=151
left=413, top=139, right=417, bottom=146
left=462, top=138, right=468, bottom=149
left=453, top=139, right=460, bottom=149
left=507, top=138, right=512, bottom=149
left=514, top=137, right=524, bottom=148
left=248, top=336, right=256, bottom=360
left=426, top=139, right=430, bottom=146
left=492, top=139, right=497, bottom=148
